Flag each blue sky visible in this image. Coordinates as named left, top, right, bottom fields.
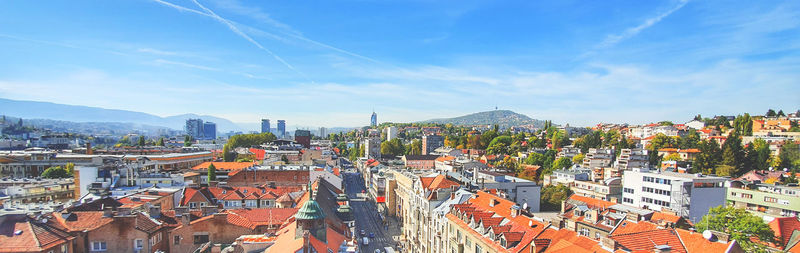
left=0, top=0, right=798, bottom=129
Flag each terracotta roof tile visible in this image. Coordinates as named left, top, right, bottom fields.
left=610, top=229, right=686, bottom=253
left=770, top=217, right=800, bottom=248
left=0, top=216, right=73, bottom=253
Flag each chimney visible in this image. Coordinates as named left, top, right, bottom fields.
left=600, top=237, right=617, bottom=251
left=202, top=206, right=218, bottom=216
left=179, top=214, right=190, bottom=226
left=214, top=212, right=228, bottom=221
left=116, top=207, right=131, bottom=216
left=149, top=205, right=161, bottom=219
left=103, top=206, right=113, bottom=217
left=450, top=192, right=456, bottom=200
left=86, top=143, right=93, bottom=155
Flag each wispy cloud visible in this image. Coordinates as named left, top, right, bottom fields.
left=186, top=0, right=311, bottom=82
left=598, top=0, right=689, bottom=48
left=152, top=59, right=219, bottom=71
left=137, top=48, right=178, bottom=56
left=150, top=0, right=380, bottom=64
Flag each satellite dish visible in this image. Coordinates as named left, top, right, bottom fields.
left=523, top=203, right=528, bottom=210
left=528, top=220, right=533, bottom=227
left=702, top=230, right=714, bottom=240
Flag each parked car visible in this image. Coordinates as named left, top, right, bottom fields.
left=369, top=232, right=375, bottom=238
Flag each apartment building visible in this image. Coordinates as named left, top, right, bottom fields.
left=394, top=171, right=460, bottom=253
left=582, top=148, right=614, bottom=169
left=472, top=170, right=541, bottom=212
left=615, top=148, right=648, bottom=170
left=728, top=180, right=800, bottom=218
left=622, top=168, right=727, bottom=222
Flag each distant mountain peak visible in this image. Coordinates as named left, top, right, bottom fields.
left=419, top=110, right=545, bottom=128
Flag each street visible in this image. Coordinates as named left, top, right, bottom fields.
left=343, top=171, right=398, bottom=253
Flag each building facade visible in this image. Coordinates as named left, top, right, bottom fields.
left=277, top=120, right=286, bottom=138
left=261, top=119, right=270, bottom=134
left=622, top=168, right=727, bottom=222
left=422, top=135, right=445, bottom=155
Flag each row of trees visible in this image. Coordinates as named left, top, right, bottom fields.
left=41, top=163, right=75, bottom=178
left=221, top=132, right=276, bottom=162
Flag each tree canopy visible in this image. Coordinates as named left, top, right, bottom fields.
left=696, top=205, right=774, bottom=252
left=41, top=166, right=70, bottom=178
left=207, top=163, right=217, bottom=181
left=222, top=132, right=276, bottom=162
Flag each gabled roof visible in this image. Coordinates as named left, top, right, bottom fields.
left=770, top=217, right=800, bottom=248
left=0, top=215, right=74, bottom=252
left=52, top=211, right=114, bottom=232
left=420, top=174, right=460, bottom=190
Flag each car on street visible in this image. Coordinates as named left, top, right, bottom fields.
left=369, top=232, right=375, bottom=238
left=360, top=230, right=366, bottom=236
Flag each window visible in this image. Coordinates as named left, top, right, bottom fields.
left=765, top=197, right=778, bottom=203
left=778, top=199, right=790, bottom=205
left=189, top=202, right=197, bottom=209
left=91, top=241, right=107, bottom=252
left=623, top=197, right=633, bottom=204
left=741, top=193, right=753, bottom=199
left=579, top=228, right=590, bottom=237
left=134, top=239, right=143, bottom=249
left=475, top=245, right=483, bottom=253
left=61, top=245, right=68, bottom=253
left=595, top=232, right=601, bottom=239
left=193, top=234, right=209, bottom=244
left=623, top=188, right=634, bottom=194
left=174, top=236, right=181, bottom=245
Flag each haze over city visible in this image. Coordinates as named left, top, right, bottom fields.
left=1, top=0, right=798, bottom=128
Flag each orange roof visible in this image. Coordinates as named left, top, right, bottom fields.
left=567, top=194, right=616, bottom=210
left=0, top=217, right=74, bottom=252
left=536, top=227, right=606, bottom=253
left=226, top=208, right=298, bottom=229
left=611, top=220, right=658, bottom=235
left=650, top=212, right=683, bottom=224
left=419, top=174, right=460, bottom=190
left=770, top=217, right=800, bottom=248
left=190, top=161, right=256, bottom=171
left=332, top=167, right=340, bottom=177
left=674, top=229, right=737, bottom=253
left=610, top=229, right=687, bottom=253
left=435, top=156, right=456, bottom=162
left=52, top=211, right=114, bottom=232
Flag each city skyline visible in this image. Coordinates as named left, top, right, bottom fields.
left=0, top=0, right=798, bottom=128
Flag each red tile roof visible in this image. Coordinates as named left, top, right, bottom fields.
left=674, top=228, right=738, bottom=253
left=52, top=211, right=114, bottom=232
left=419, top=174, right=460, bottom=190
left=770, top=217, right=800, bottom=248
left=610, top=229, right=686, bottom=253
left=0, top=216, right=73, bottom=253
left=190, top=161, right=256, bottom=171
left=226, top=208, right=298, bottom=229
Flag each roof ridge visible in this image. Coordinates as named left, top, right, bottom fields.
left=27, top=221, right=42, bottom=247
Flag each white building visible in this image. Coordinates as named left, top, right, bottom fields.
left=622, top=168, right=727, bottom=223
left=385, top=126, right=398, bottom=141
left=582, top=148, right=614, bottom=169
left=685, top=120, right=705, bottom=130
left=472, top=169, right=541, bottom=212
left=615, top=148, right=649, bottom=170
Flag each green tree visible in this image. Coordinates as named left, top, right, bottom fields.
left=138, top=136, right=146, bottom=146
left=64, top=163, right=75, bottom=175
left=766, top=109, right=776, bottom=117
left=693, top=140, right=722, bottom=174
left=540, top=185, right=572, bottom=211
left=574, top=131, right=602, bottom=153
left=222, top=132, right=277, bottom=162
left=679, top=129, right=701, bottom=149
left=748, top=139, right=770, bottom=171
left=380, top=138, right=406, bottom=156
left=184, top=135, right=193, bottom=147
left=777, top=110, right=785, bottom=117
left=572, top=154, right=585, bottom=165
left=207, top=163, right=216, bottom=181
left=663, top=153, right=682, bottom=161
left=647, top=133, right=676, bottom=166
left=721, top=133, right=745, bottom=177
left=405, top=139, right=422, bottom=155
left=696, top=205, right=775, bottom=252
left=487, top=135, right=512, bottom=156
left=157, top=137, right=165, bottom=146
left=41, top=166, right=69, bottom=178
left=779, top=141, right=800, bottom=171
left=553, top=157, right=572, bottom=170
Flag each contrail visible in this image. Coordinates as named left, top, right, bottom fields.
left=153, top=0, right=311, bottom=82
left=189, top=0, right=311, bottom=82
left=151, top=0, right=380, bottom=65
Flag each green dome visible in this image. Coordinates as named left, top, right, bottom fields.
left=295, top=199, right=326, bottom=220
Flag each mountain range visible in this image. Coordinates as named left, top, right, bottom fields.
left=420, top=110, right=546, bottom=128
left=0, top=98, right=243, bottom=132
